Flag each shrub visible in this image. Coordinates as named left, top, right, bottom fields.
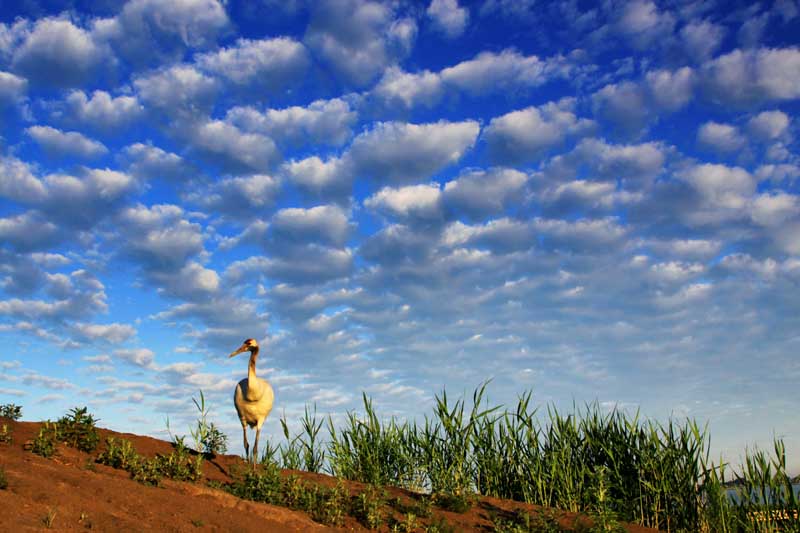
left=353, top=484, right=385, bottom=529
left=155, top=437, right=203, bottom=482
left=97, top=437, right=139, bottom=470
left=56, top=407, right=100, bottom=453
left=0, top=424, right=12, bottom=444
left=0, top=403, right=22, bottom=420
left=228, top=462, right=284, bottom=504
left=29, top=421, right=58, bottom=458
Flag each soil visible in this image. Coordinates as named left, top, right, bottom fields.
left=0, top=418, right=660, bottom=532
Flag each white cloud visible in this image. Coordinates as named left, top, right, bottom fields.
left=0, top=156, right=46, bottom=204
left=123, top=143, right=190, bottom=181
left=592, top=81, right=650, bottom=136
left=134, top=65, right=218, bottom=116
left=443, top=167, right=527, bottom=219
left=304, top=0, right=416, bottom=87
left=226, top=97, right=356, bottom=147
left=441, top=49, right=567, bottom=95
left=697, top=122, right=746, bottom=153
left=347, top=120, right=480, bottom=184
left=680, top=19, right=725, bottom=62
left=645, top=67, right=694, bottom=111
left=118, top=204, right=204, bottom=269
left=94, top=0, right=230, bottom=66
left=12, top=17, right=107, bottom=87
left=26, top=125, right=108, bottom=159
left=187, top=173, right=279, bottom=215
left=750, top=191, right=799, bottom=227
left=702, top=47, right=800, bottom=105
left=189, top=119, right=280, bottom=173
left=747, top=110, right=791, bottom=141
left=442, top=218, right=535, bottom=253
left=0, top=71, right=27, bottom=104
left=271, top=205, right=351, bottom=247
left=484, top=99, right=595, bottom=165
left=371, top=67, right=443, bottom=109
left=283, top=156, right=351, bottom=198
left=196, top=37, right=309, bottom=89
left=427, top=0, right=469, bottom=39
left=613, top=0, right=675, bottom=49
left=680, top=164, right=756, bottom=222
left=73, top=322, right=137, bottom=343
left=364, top=183, right=443, bottom=221
left=114, top=347, right=155, bottom=368
left=64, top=90, right=143, bottom=129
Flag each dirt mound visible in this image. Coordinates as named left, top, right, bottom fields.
left=0, top=418, right=659, bottom=532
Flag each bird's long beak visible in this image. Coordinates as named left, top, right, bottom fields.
left=229, top=344, right=248, bottom=358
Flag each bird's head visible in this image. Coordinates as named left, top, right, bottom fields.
left=229, top=338, right=258, bottom=357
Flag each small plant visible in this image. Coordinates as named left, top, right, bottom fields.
left=191, top=518, right=204, bottom=527
left=0, top=465, right=8, bottom=489
left=433, top=491, right=474, bottom=513
left=0, top=403, right=22, bottom=420
left=57, top=407, right=100, bottom=453
left=0, top=423, right=11, bottom=444
left=29, top=421, right=59, bottom=458
left=228, top=462, right=283, bottom=504
left=354, top=484, right=385, bottom=529
left=156, top=436, right=203, bottom=482
left=426, top=516, right=456, bottom=533
left=315, top=479, right=349, bottom=526
left=42, top=508, right=57, bottom=528
left=190, top=390, right=228, bottom=456
left=97, top=437, right=140, bottom=470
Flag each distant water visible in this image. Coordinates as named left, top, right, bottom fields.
left=726, top=483, right=800, bottom=504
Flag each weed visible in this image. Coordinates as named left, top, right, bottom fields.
left=426, top=516, right=456, bottom=533
left=57, top=407, right=100, bottom=453
left=97, top=437, right=140, bottom=470
left=42, top=508, right=57, bottom=528
left=282, top=475, right=306, bottom=510
left=0, top=465, right=7, bottom=489
left=155, top=437, right=203, bottom=482
left=191, top=518, right=204, bottom=527
left=228, top=462, right=283, bottom=504
left=0, top=423, right=11, bottom=444
left=190, top=390, right=228, bottom=456
left=0, top=403, right=22, bottom=420
left=29, top=421, right=58, bottom=458
left=316, top=479, right=349, bottom=526
left=433, top=491, right=474, bottom=513
left=130, top=457, right=163, bottom=486
left=354, top=484, right=385, bottom=529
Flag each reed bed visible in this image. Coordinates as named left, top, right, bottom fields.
left=264, top=384, right=799, bottom=533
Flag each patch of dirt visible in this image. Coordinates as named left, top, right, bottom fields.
left=0, top=418, right=660, bottom=532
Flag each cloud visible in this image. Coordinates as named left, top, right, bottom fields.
left=226, top=97, right=357, bottom=147
left=364, top=183, right=443, bottom=222
left=72, top=322, right=137, bottom=343
left=196, top=37, right=309, bottom=90
left=271, top=205, right=351, bottom=248
left=0, top=156, right=47, bottom=204
left=0, top=71, right=27, bottom=105
left=63, top=90, right=144, bottom=129
left=26, top=125, right=108, bottom=159
left=612, top=0, right=675, bottom=49
left=114, top=347, right=155, bottom=368
left=443, top=167, right=527, bottom=220
left=304, top=0, right=416, bottom=87
left=701, top=47, right=800, bottom=105
left=697, top=122, right=746, bottom=153
left=370, top=67, right=444, bottom=110
left=187, top=119, right=280, bottom=174
left=11, top=17, right=108, bottom=88
left=185, top=174, right=280, bottom=216
left=484, top=99, right=595, bottom=165
left=0, top=212, right=61, bottom=251
left=747, top=110, right=791, bottom=141
left=679, top=163, right=756, bottom=224
left=117, top=204, right=205, bottom=270
left=442, top=218, right=535, bottom=253
left=644, top=67, right=694, bottom=111
left=122, top=143, right=192, bottom=181
left=592, top=81, right=650, bottom=137
left=134, top=65, right=218, bottom=117
left=680, top=19, right=725, bottom=62
left=282, top=156, right=351, bottom=199
left=427, top=0, right=469, bottom=39
left=94, top=0, right=230, bottom=67
left=347, top=120, right=480, bottom=185
left=0, top=269, right=107, bottom=322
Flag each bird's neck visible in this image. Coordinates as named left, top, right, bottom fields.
left=248, top=347, right=259, bottom=382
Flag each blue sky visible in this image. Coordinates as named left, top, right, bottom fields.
left=1, top=0, right=799, bottom=472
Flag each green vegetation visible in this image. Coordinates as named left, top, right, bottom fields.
left=260, top=383, right=799, bottom=533
left=190, top=390, right=228, bottom=456
left=96, top=435, right=203, bottom=486
left=0, top=403, right=22, bottom=420
left=0, top=423, right=12, bottom=444
left=30, top=421, right=59, bottom=458
left=56, top=407, right=100, bottom=453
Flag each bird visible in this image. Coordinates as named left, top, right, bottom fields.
left=229, top=338, right=274, bottom=465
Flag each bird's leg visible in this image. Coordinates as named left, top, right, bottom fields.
left=253, top=424, right=262, bottom=467
left=242, top=425, right=250, bottom=463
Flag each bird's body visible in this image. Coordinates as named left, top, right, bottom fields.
left=229, top=338, right=273, bottom=465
